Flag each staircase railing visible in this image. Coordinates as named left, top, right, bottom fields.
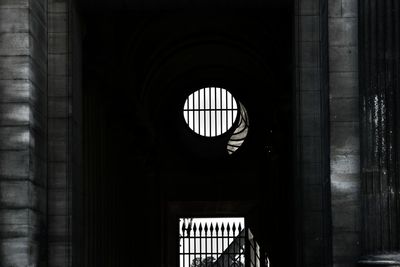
left=179, top=221, right=267, bottom=267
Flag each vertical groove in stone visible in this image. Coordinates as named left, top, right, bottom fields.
left=360, top=0, right=400, bottom=254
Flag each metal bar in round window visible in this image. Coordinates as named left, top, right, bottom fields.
left=231, top=92, right=234, bottom=126
left=220, top=87, right=223, bottom=135
left=203, top=88, right=206, bottom=136
left=187, top=97, right=189, bottom=130
left=225, top=89, right=228, bottom=133
left=214, top=87, right=217, bottom=136
left=209, top=87, right=211, bottom=137
left=193, top=90, right=196, bottom=133
left=198, top=90, right=200, bottom=136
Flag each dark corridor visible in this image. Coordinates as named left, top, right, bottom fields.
left=78, top=2, right=294, bottom=266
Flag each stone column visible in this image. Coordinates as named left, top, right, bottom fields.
left=0, top=0, right=47, bottom=266
left=328, top=0, right=362, bottom=265
left=295, top=0, right=332, bottom=265
left=358, top=0, right=400, bottom=265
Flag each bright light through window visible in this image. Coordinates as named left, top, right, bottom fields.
left=183, top=87, right=238, bottom=137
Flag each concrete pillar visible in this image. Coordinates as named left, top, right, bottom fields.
left=0, top=0, right=47, bottom=266
left=358, top=0, right=400, bottom=265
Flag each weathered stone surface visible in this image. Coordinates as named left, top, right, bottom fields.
left=0, top=209, right=41, bottom=239
left=48, top=215, right=68, bottom=237
left=342, top=0, right=357, bottom=18
left=332, top=204, right=361, bottom=232
left=330, top=154, right=360, bottom=175
left=0, top=181, right=29, bottom=207
left=48, top=54, right=68, bottom=76
left=0, top=126, right=29, bottom=150
left=48, top=0, right=67, bottom=13
left=48, top=162, right=67, bottom=188
left=0, top=0, right=29, bottom=9
left=302, top=162, right=322, bottom=185
left=48, top=189, right=68, bottom=216
left=49, top=12, right=67, bottom=33
left=328, top=0, right=341, bottom=17
left=329, top=72, right=358, bottom=98
left=299, top=41, right=320, bottom=68
left=49, top=32, right=68, bottom=54
left=300, top=136, right=322, bottom=163
left=48, top=139, right=67, bottom=162
left=0, top=237, right=31, bottom=266
left=300, top=90, right=321, bottom=115
left=333, top=232, right=361, bottom=261
left=329, top=46, right=358, bottom=72
left=0, top=103, right=30, bottom=126
left=0, top=8, right=28, bottom=32
left=0, top=33, right=29, bottom=55
left=297, top=0, right=320, bottom=15
left=331, top=175, right=360, bottom=207
left=303, top=185, right=323, bottom=211
left=300, top=16, right=320, bottom=42
left=329, top=18, right=357, bottom=46
left=300, top=113, right=322, bottom=137
left=330, top=97, right=359, bottom=122
left=0, top=56, right=30, bottom=79
left=0, top=80, right=30, bottom=102
left=298, top=67, right=321, bottom=91
left=0, top=0, right=47, bottom=265
left=48, top=97, right=68, bottom=118
left=330, top=122, right=359, bottom=154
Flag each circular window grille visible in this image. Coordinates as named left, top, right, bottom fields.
left=183, top=87, right=238, bottom=137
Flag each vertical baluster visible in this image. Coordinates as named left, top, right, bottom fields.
left=188, top=223, right=192, bottom=267
left=199, top=223, right=203, bottom=265
left=216, top=223, right=220, bottom=266
left=238, top=223, right=243, bottom=266
left=232, top=223, right=237, bottom=265
left=221, top=223, right=225, bottom=267
left=204, top=223, right=208, bottom=264
left=181, top=222, right=186, bottom=267
left=210, top=223, right=214, bottom=265
left=193, top=223, right=197, bottom=267
left=227, top=223, right=231, bottom=266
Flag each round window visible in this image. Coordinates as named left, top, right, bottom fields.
left=183, top=87, right=238, bottom=137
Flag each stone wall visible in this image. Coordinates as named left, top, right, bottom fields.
left=0, top=0, right=47, bottom=266
left=328, top=0, right=361, bottom=265
left=47, top=0, right=81, bottom=266
left=295, top=0, right=332, bottom=266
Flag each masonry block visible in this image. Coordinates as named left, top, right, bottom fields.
left=330, top=97, right=358, bottom=122
left=329, top=18, right=357, bottom=46
left=329, top=72, right=358, bottom=98
left=330, top=154, right=360, bottom=175
left=0, top=80, right=30, bottom=103
left=342, top=0, right=357, bottom=18
left=0, top=8, right=28, bottom=32
left=329, top=0, right=342, bottom=18
left=329, top=46, right=358, bottom=72
left=300, top=16, right=320, bottom=42
left=330, top=122, right=359, bottom=154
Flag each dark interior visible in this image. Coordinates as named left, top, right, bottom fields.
left=79, top=2, right=294, bottom=266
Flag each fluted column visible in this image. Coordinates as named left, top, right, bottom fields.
left=359, top=0, right=400, bottom=265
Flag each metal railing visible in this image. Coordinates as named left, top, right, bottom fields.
left=179, top=221, right=265, bottom=267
